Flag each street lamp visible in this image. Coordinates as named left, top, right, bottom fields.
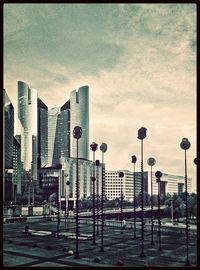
left=180, top=137, right=191, bottom=266
left=137, top=127, right=147, bottom=257
left=100, top=143, right=107, bottom=252
left=90, top=142, right=98, bottom=245
left=119, top=171, right=124, bottom=234
left=56, top=163, right=62, bottom=237
left=65, top=177, right=70, bottom=232
left=96, top=160, right=100, bottom=236
left=73, top=126, right=82, bottom=259
left=131, top=155, right=137, bottom=239
left=147, top=157, right=156, bottom=245
left=155, top=170, right=162, bottom=252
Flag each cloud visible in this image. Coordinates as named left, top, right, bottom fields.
left=4, top=3, right=196, bottom=192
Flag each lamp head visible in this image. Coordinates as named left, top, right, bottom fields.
left=100, top=143, right=107, bottom=153
left=137, top=127, right=147, bottom=140
left=131, top=155, right=137, bottom=164
left=119, top=171, right=124, bottom=178
left=180, top=138, right=191, bottom=150
left=147, top=157, right=156, bottom=166
left=90, top=142, right=98, bottom=152
left=73, top=126, right=82, bottom=139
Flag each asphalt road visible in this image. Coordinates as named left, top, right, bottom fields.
left=3, top=218, right=197, bottom=267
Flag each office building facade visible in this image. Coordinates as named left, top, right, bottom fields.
left=70, top=86, right=89, bottom=160
left=17, top=81, right=38, bottom=188
left=37, top=98, right=48, bottom=168
left=3, top=89, right=14, bottom=202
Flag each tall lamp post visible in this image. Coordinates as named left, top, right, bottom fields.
left=119, top=171, right=124, bottom=234
left=137, top=127, right=147, bottom=257
left=131, top=155, right=137, bottom=239
left=65, top=177, right=70, bottom=232
left=57, top=163, right=62, bottom=236
left=180, top=138, right=191, bottom=266
left=147, top=157, right=156, bottom=245
left=100, top=143, right=107, bottom=252
left=73, top=126, right=82, bottom=259
left=96, top=160, right=100, bottom=236
left=90, top=142, right=98, bottom=245
left=155, top=170, right=162, bottom=251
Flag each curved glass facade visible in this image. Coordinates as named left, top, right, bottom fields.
left=70, top=85, right=89, bottom=159
left=17, top=81, right=38, bottom=181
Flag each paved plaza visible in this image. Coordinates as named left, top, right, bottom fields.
left=3, top=218, right=197, bottom=267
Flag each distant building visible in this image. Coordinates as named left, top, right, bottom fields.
left=141, top=171, right=192, bottom=196
left=40, top=157, right=104, bottom=207
left=105, top=169, right=192, bottom=201
left=70, top=86, right=89, bottom=159
left=105, top=170, right=140, bottom=201
left=3, top=89, right=14, bottom=202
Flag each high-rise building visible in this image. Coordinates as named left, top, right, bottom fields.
left=3, top=89, right=14, bottom=202
left=17, top=81, right=38, bottom=186
left=37, top=98, right=48, bottom=168
left=13, top=135, right=22, bottom=199
left=70, top=86, right=89, bottom=159
left=48, top=107, right=60, bottom=165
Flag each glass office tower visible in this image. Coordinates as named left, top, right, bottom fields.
left=17, top=81, right=38, bottom=183
left=3, top=89, right=14, bottom=202
left=38, top=98, right=48, bottom=168
left=70, top=86, right=89, bottom=159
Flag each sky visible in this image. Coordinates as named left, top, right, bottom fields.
left=4, top=4, right=197, bottom=192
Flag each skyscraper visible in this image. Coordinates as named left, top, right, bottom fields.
left=3, top=89, right=14, bottom=202
left=48, top=107, right=60, bottom=165
left=13, top=135, right=22, bottom=199
left=38, top=98, right=48, bottom=168
left=70, top=86, right=89, bottom=159
left=17, top=81, right=38, bottom=184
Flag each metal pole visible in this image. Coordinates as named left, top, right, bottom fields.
left=57, top=168, right=61, bottom=236
left=92, top=152, right=96, bottom=245
left=75, top=138, right=80, bottom=259
left=185, top=149, right=190, bottom=266
left=28, top=183, right=30, bottom=206
left=171, top=199, right=174, bottom=225
left=151, top=165, right=154, bottom=245
left=158, top=180, right=161, bottom=251
left=133, top=163, right=136, bottom=239
left=32, top=182, right=34, bottom=205
left=65, top=183, right=67, bottom=231
left=140, top=139, right=145, bottom=257
left=96, top=165, right=99, bottom=236
left=120, top=176, right=123, bottom=234
left=100, top=153, right=104, bottom=252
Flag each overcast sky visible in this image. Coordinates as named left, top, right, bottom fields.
left=4, top=4, right=197, bottom=192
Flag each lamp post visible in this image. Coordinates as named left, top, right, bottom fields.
left=119, top=171, right=124, bottom=234
left=131, top=155, right=137, bottom=239
left=65, top=176, right=70, bottom=231
left=100, top=143, right=107, bottom=252
left=147, top=157, right=156, bottom=245
left=180, top=138, right=191, bottom=266
left=155, top=170, right=162, bottom=252
left=57, top=163, right=62, bottom=237
left=96, top=160, right=100, bottom=236
left=137, top=127, right=147, bottom=257
left=90, top=142, right=98, bottom=245
left=73, top=126, right=82, bottom=259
